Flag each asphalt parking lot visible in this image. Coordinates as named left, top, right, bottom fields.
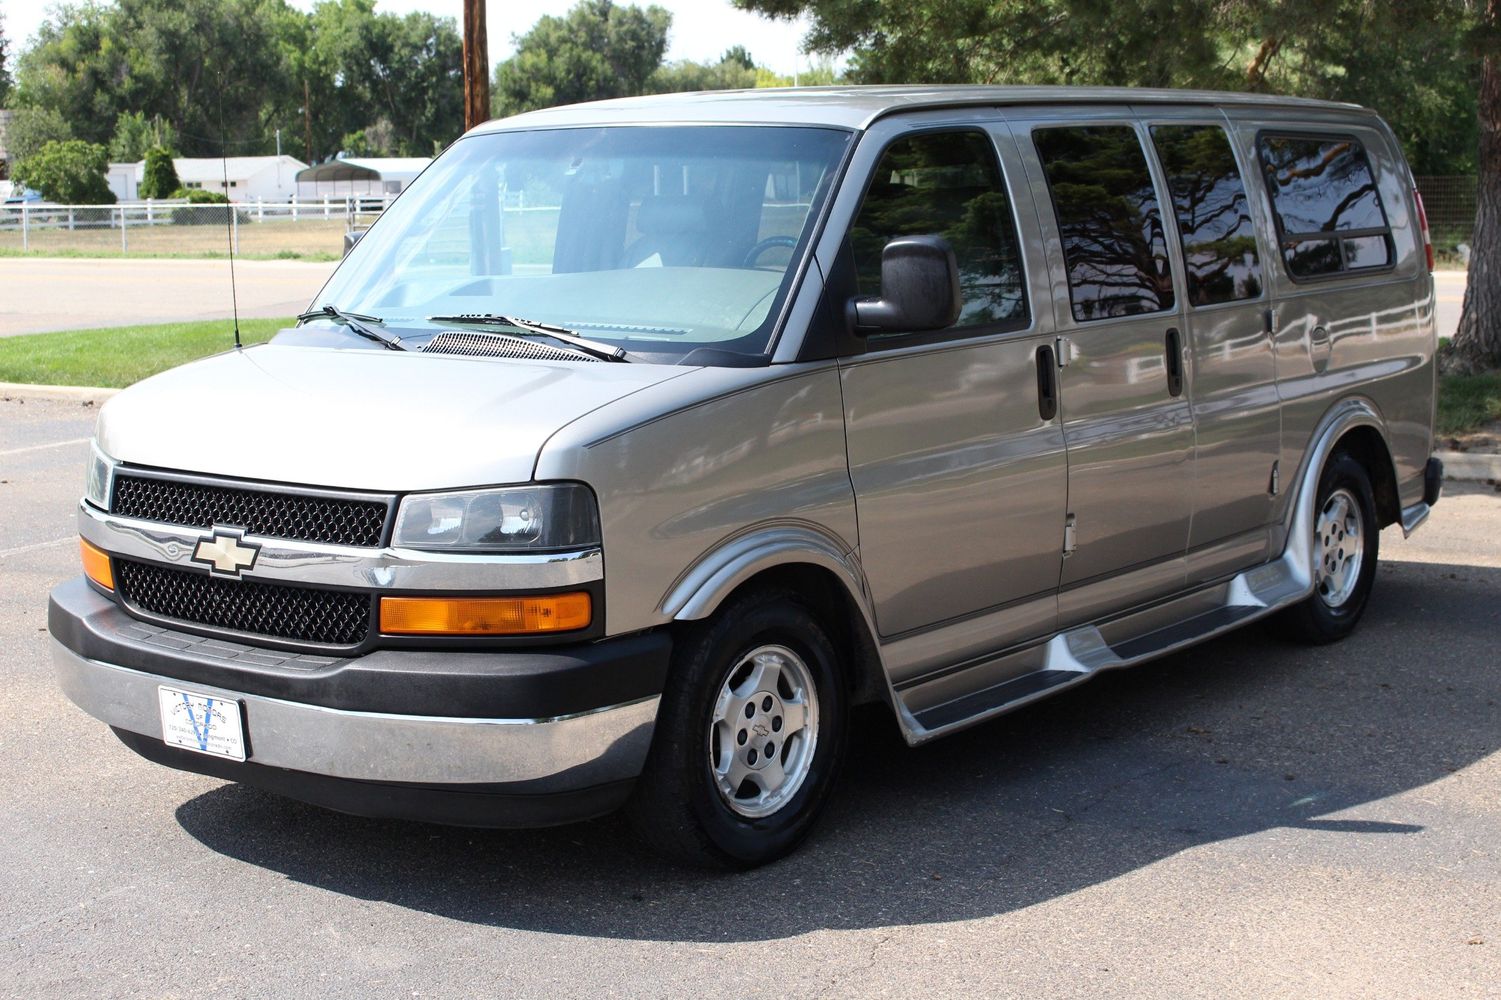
left=2, top=393, right=1497, bottom=999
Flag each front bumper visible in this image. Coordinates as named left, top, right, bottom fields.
left=50, top=578, right=671, bottom=826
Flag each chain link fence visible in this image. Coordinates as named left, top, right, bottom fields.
left=0, top=197, right=391, bottom=258
left=1414, top=175, right=1476, bottom=252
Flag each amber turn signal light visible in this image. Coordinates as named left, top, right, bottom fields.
left=379, top=592, right=592, bottom=636
left=80, top=538, right=114, bottom=591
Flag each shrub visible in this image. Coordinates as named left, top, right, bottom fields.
left=139, top=147, right=180, bottom=200
left=10, top=140, right=115, bottom=204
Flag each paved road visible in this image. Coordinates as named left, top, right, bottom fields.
left=2, top=396, right=1497, bottom=998
left=1437, top=269, right=1466, bottom=341
left=0, top=258, right=336, bottom=338
left=0, top=257, right=1473, bottom=342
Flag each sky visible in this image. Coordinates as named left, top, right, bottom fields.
left=2, top=0, right=832, bottom=78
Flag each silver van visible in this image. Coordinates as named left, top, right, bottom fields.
left=50, top=86, right=1443, bottom=867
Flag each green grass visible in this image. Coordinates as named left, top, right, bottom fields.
left=0, top=317, right=293, bottom=388
left=1437, top=372, right=1501, bottom=437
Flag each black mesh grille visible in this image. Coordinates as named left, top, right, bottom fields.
left=112, top=475, right=389, bottom=547
left=115, top=559, right=371, bottom=647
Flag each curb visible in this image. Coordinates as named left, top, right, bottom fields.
left=1434, top=450, right=1501, bottom=484
left=0, top=382, right=119, bottom=405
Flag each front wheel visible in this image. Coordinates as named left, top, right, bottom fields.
left=626, top=588, right=848, bottom=869
left=1268, top=450, right=1380, bottom=644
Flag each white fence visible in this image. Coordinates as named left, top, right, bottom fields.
left=0, top=196, right=396, bottom=254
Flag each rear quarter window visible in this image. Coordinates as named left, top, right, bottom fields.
left=1257, top=134, right=1393, bottom=279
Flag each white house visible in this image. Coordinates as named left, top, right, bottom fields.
left=106, top=163, right=140, bottom=201
left=295, top=157, right=430, bottom=201
left=105, top=154, right=309, bottom=203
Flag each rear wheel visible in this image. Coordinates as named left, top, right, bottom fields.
left=1269, top=451, right=1380, bottom=644
left=626, top=588, right=847, bottom=869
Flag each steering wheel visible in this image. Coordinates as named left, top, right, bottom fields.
left=743, top=235, right=798, bottom=269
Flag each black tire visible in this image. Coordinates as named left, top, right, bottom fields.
left=626, top=588, right=848, bottom=869
left=1267, top=450, right=1380, bottom=644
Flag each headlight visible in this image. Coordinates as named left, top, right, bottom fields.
left=392, top=483, right=600, bottom=552
left=84, top=442, right=116, bottom=510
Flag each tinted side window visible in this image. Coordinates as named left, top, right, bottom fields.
left=1034, top=125, right=1176, bottom=321
left=1151, top=125, right=1263, bottom=306
left=1258, top=135, right=1392, bottom=278
left=850, top=131, right=1027, bottom=327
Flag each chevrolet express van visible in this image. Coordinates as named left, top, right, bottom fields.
left=50, top=87, right=1443, bottom=867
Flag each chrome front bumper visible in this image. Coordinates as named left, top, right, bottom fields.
left=53, top=638, right=659, bottom=789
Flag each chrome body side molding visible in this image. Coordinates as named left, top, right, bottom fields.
left=885, top=399, right=1399, bottom=745
left=77, top=501, right=603, bottom=592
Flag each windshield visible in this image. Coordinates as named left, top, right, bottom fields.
left=313, top=125, right=851, bottom=363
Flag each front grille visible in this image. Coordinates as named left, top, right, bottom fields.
left=115, top=559, right=371, bottom=648
left=112, top=474, right=389, bottom=547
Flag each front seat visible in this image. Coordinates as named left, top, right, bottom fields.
left=622, top=195, right=710, bottom=268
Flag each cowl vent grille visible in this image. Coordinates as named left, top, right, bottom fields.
left=422, top=331, right=602, bottom=363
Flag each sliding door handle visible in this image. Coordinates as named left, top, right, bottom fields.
left=1164, top=327, right=1185, bottom=398
left=1035, top=344, right=1058, bottom=420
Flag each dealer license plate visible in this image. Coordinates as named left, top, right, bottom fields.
left=158, top=686, right=246, bottom=762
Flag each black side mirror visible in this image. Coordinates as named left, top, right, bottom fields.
left=343, top=228, right=367, bottom=257
left=850, top=235, right=961, bottom=333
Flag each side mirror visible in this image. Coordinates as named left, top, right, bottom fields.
left=343, top=228, right=367, bottom=257
left=850, top=235, right=961, bottom=333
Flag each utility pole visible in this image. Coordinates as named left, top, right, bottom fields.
left=303, top=77, right=314, bottom=162
left=463, top=0, right=490, bottom=131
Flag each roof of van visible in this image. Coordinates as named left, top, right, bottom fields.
left=475, top=85, right=1370, bottom=133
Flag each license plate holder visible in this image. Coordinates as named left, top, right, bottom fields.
left=158, top=686, right=247, bottom=762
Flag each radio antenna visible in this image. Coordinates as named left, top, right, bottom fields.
left=218, top=76, right=243, bottom=350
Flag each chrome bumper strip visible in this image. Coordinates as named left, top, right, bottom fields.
left=77, top=501, right=602, bottom=591
left=53, top=639, right=657, bottom=788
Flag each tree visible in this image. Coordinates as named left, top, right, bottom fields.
left=108, top=111, right=178, bottom=163
left=1447, top=0, right=1501, bottom=371
left=11, top=139, right=115, bottom=203
left=13, top=0, right=464, bottom=163
left=138, top=145, right=179, bottom=199
left=339, top=117, right=399, bottom=156
left=492, top=0, right=671, bottom=116
left=650, top=52, right=759, bottom=93
left=16, top=0, right=294, bottom=156
left=0, top=5, right=13, bottom=106
left=734, top=0, right=1477, bottom=175
left=3, top=107, right=74, bottom=168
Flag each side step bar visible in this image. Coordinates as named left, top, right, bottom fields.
left=897, top=557, right=1307, bottom=744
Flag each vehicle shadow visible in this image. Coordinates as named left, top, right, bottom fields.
left=174, top=555, right=1500, bottom=942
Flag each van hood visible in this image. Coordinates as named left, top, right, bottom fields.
left=97, top=344, right=690, bottom=492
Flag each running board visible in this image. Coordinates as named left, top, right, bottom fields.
left=896, top=556, right=1309, bottom=744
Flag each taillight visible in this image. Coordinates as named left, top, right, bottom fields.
left=1413, top=188, right=1434, bottom=273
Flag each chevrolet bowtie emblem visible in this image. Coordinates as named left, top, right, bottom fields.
left=192, top=529, right=260, bottom=578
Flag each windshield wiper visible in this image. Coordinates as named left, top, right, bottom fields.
left=298, top=305, right=407, bottom=352
left=427, top=313, right=631, bottom=363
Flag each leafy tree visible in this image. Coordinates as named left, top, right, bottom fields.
left=18, top=0, right=297, bottom=156
left=108, top=111, right=179, bottom=163
left=651, top=52, right=759, bottom=93
left=735, top=0, right=1476, bottom=175
left=138, top=145, right=179, bottom=198
left=339, top=117, right=399, bottom=157
left=310, top=1, right=463, bottom=155
left=492, top=0, right=671, bottom=117
left=3, top=107, right=74, bottom=168
left=11, top=139, right=115, bottom=203
left=722, top=45, right=755, bottom=71
left=0, top=5, right=13, bottom=106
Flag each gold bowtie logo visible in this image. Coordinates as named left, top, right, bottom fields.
left=192, top=530, right=260, bottom=578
